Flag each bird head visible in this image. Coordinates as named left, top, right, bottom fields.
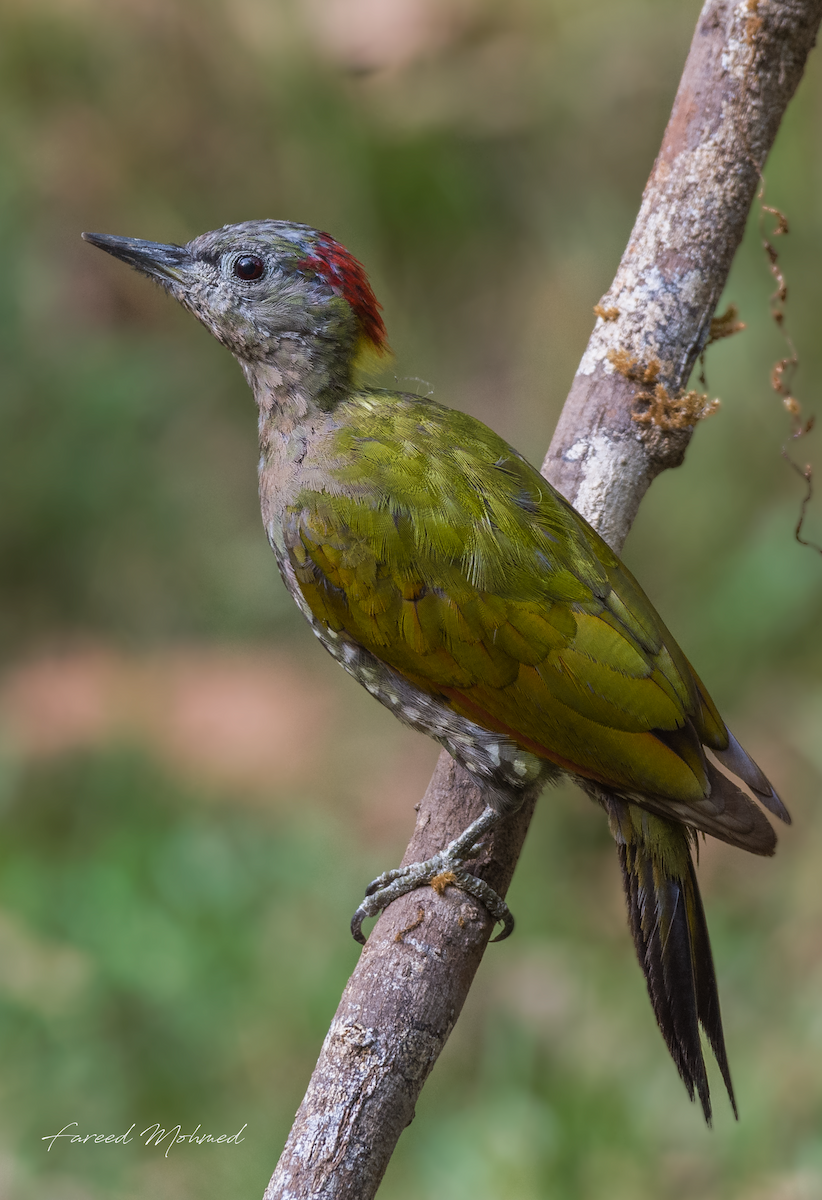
left=82, top=220, right=388, bottom=368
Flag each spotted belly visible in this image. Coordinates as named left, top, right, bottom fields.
left=274, top=549, right=552, bottom=813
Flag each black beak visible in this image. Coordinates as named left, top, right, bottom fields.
left=81, top=232, right=191, bottom=283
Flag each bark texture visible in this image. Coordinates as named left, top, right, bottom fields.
left=265, top=3, right=822, bottom=1197
left=545, top=0, right=822, bottom=552
left=266, top=759, right=538, bottom=1200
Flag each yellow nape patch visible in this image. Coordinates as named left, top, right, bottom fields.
left=354, top=335, right=393, bottom=381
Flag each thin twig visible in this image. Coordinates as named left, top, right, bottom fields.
left=758, top=191, right=822, bottom=552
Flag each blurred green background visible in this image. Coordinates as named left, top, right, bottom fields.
left=1, top=0, right=821, bottom=1196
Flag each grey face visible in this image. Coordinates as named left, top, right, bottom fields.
left=82, top=221, right=360, bottom=362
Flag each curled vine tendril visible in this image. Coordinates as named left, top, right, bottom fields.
left=757, top=184, right=820, bottom=555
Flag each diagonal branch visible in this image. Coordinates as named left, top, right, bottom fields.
left=265, top=4, right=822, bottom=1197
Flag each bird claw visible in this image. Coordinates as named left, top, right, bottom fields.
left=350, top=807, right=514, bottom=945
left=363, top=865, right=408, bottom=898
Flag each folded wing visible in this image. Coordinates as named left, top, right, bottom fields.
left=286, top=393, right=788, bottom=852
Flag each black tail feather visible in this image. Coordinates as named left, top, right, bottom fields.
left=613, top=802, right=736, bottom=1124
left=686, top=856, right=737, bottom=1117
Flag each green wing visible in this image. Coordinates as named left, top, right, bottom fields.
left=284, top=392, right=769, bottom=839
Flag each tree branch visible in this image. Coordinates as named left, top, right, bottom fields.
left=544, top=0, right=822, bottom=551
left=265, top=4, right=822, bottom=1197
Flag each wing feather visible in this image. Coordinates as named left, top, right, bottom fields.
left=284, top=392, right=787, bottom=847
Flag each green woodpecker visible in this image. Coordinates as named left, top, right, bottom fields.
left=83, top=221, right=788, bottom=1123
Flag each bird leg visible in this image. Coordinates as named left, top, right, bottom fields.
left=350, top=805, right=514, bottom=944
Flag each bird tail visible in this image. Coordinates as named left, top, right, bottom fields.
left=605, top=796, right=736, bottom=1124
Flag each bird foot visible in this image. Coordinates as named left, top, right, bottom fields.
left=350, top=806, right=514, bottom=945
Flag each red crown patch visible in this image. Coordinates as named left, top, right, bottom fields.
left=297, top=234, right=388, bottom=352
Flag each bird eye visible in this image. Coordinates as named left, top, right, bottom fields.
left=233, top=255, right=264, bottom=281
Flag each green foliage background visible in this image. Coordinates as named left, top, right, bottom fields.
left=1, top=1, right=821, bottom=1196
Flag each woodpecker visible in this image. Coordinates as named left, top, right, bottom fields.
left=83, top=221, right=789, bottom=1122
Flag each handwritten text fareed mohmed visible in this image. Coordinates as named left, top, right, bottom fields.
left=43, top=1123, right=247, bottom=1157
